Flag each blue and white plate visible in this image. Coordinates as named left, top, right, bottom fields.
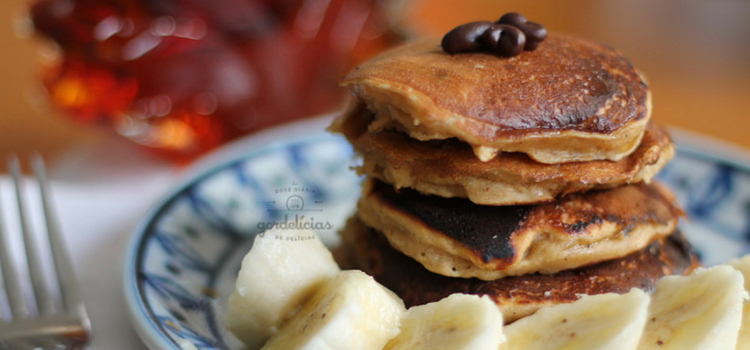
left=123, top=116, right=750, bottom=350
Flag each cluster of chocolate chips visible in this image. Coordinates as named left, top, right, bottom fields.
left=441, top=13, right=547, bottom=57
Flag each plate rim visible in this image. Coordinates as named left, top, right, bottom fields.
left=669, top=126, right=750, bottom=175
left=122, top=120, right=750, bottom=350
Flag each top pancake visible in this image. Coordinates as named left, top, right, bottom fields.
left=342, top=34, right=651, bottom=164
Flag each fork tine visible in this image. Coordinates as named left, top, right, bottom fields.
left=9, top=156, right=55, bottom=317
left=0, top=161, right=30, bottom=319
left=32, top=154, right=85, bottom=317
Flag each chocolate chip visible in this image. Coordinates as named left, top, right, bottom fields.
left=441, top=13, right=546, bottom=57
left=497, top=12, right=547, bottom=51
left=482, top=24, right=526, bottom=57
left=441, top=21, right=493, bottom=54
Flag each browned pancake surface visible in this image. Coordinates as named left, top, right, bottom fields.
left=359, top=179, right=683, bottom=279
left=341, top=217, right=700, bottom=323
left=344, top=34, right=648, bottom=136
left=341, top=34, right=651, bottom=163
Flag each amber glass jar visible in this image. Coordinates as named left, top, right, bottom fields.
left=30, top=0, right=406, bottom=161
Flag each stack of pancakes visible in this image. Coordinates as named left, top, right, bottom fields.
left=330, top=34, right=700, bottom=323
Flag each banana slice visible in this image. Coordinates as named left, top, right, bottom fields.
left=500, top=288, right=649, bottom=350
left=383, top=294, right=504, bottom=350
left=261, top=270, right=406, bottom=350
left=726, top=256, right=750, bottom=350
left=638, top=265, right=745, bottom=350
left=224, top=227, right=340, bottom=348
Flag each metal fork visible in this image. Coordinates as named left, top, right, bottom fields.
left=0, top=155, right=90, bottom=349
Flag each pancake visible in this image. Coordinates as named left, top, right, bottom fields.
left=358, top=178, right=683, bottom=280
left=341, top=34, right=651, bottom=164
left=331, top=104, right=673, bottom=205
left=340, top=216, right=700, bottom=324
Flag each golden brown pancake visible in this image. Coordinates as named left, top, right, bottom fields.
left=341, top=34, right=651, bottom=163
left=340, top=216, right=700, bottom=324
left=331, top=104, right=673, bottom=205
left=358, top=178, right=683, bottom=280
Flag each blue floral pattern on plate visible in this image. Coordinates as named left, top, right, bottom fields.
left=658, top=148, right=750, bottom=264
left=124, top=131, right=750, bottom=350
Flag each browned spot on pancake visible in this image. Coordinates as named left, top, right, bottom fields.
left=342, top=217, right=700, bottom=323
left=373, top=180, right=530, bottom=263
left=342, top=34, right=648, bottom=137
left=371, top=179, right=683, bottom=267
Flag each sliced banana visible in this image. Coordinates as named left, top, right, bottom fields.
left=500, top=288, right=649, bottom=350
left=383, top=294, right=504, bottom=350
left=261, top=270, right=406, bottom=350
left=727, top=256, right=750, bottom=350
left=639, top=265, right=745, bottom=350
left=224, top=227, right=340, bottom=348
